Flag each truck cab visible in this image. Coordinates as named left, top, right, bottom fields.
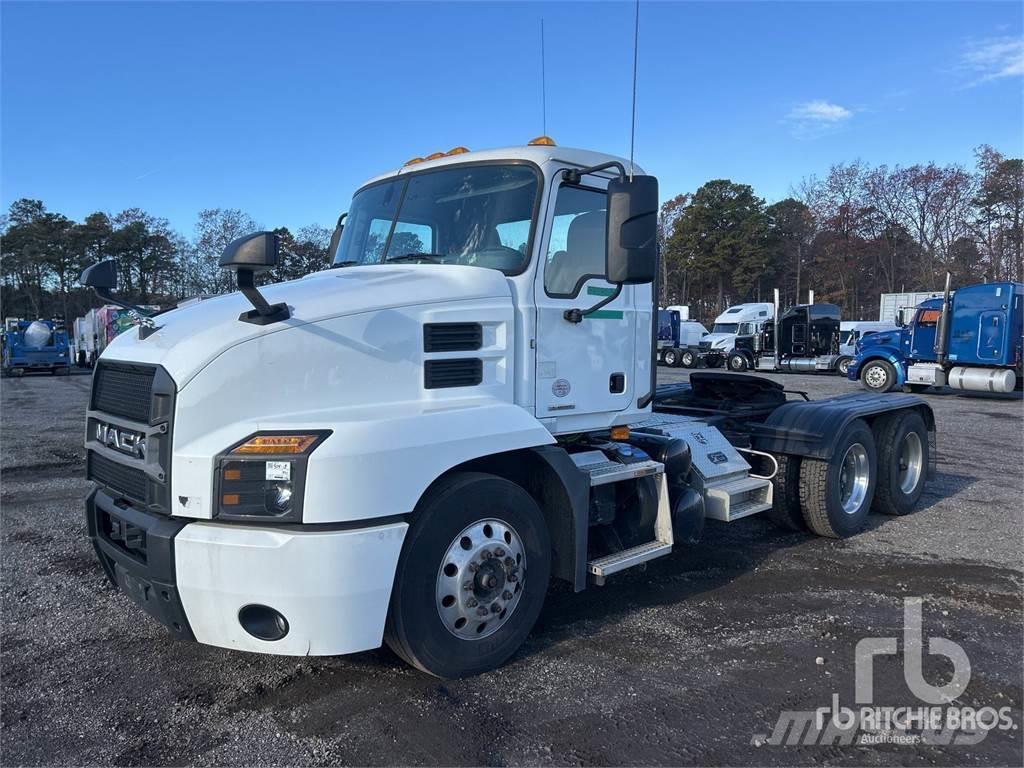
left=703, top=303, right=774, bottom=355
left=657, top=308, right=718, bottom=368
left=850, top=281, right=1023, bottom=394
left=82, top=142, right=936, bottom=677
left=727, top=301, right=842, bottom=374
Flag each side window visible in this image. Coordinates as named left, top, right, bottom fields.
left=916, top=309, right=941, bottom=326
left=545, top=185, right=607, bottom=297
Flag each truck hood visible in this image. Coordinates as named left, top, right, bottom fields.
left=101, top=265, right=511, bottom=386
left=856, top=329, right=904, bottom=353
left=703, top=332, right=735, bottom=350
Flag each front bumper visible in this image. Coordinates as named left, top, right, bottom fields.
left=87, top=489, right=408, bottom=656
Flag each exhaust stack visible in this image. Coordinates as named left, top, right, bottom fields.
left=933, top=272, right=952, bottom=365
left=807, top=290, right=814, bottom=305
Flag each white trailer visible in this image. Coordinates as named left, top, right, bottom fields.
left=81, top=142, right=936, bottom=677
left=878, top=291, right=944, bottom=324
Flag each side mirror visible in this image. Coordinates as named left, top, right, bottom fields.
left=80, top=259, right=117, bottom=290
left=219, top=232, right=280, bottom=272
left=219, top=232, right=289, bottom=325
left=606, top=175, right=658, bottom=285
left=327, top=213, right=347, bottom=262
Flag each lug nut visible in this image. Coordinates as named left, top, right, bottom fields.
left=468, top=562, right=479, bottom=573
left=480, top=550, right=492, bottom=560
left=507, top=573, right=518, bottom=583
left=491, top=602, right=502, bottom=614
left=494, top=547, right=506, bottom=557
left=504, top=556, right=514, bottom=567
left=477, top=606, right=489, bottom=617
left=503, top=590, right=513, bottom=600
left=466, top=598, right=478, bottom=608
left=463, top=581, right=473, bottom=591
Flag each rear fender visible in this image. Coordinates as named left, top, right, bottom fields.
left=753, top=393, right=935, bottom=462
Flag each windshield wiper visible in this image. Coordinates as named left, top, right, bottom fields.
left=330, top=260, right=360, bottom=269
left=385, top=253, right=443, bottom=264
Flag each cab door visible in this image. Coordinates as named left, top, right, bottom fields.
left=534, top=173, right=636, bottom=430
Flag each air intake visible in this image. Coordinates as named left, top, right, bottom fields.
left=424, top=359, right=483, bottom=389
left=423, top=323, right=483, bottom=353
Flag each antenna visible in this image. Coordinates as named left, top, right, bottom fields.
left=629, top=0, right=640, bottom=180
left=540, top=19, right=547, bottom=137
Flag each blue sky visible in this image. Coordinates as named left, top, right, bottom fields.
left=2, top=1, right=1021, bottom=234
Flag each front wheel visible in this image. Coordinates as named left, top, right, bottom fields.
left=385, top=472, right=551, bottom=678
left=836, top=356, right=852, bottom=376
left=680, top=350, right=696, bottom=368
left=800, top=419, right=877, bottom=538
left=860, top=359, right=897, bottom=393
left=728, top=353, right=749, bottom=372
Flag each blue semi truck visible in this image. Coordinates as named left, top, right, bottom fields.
left=849, top=278, right=1023, bottom=394
left=1, top=319, right=72, bottom=376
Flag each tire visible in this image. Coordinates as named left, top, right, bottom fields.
left=860, top=359, right=897, bottom=393
left=769, top=454, right=805, bottom=531
left=680, top=350, right=696, bottom=368
left=872, top=411, right=928, bottom=516
left=728, top=353, right=748, bottom=372
left=385, top=472, right=551, bottom=677
left=663, top=348, right=680, bottom=367
left=836, top=356, right=852, bottom=376
left=799, top=419, right=877, bottom=538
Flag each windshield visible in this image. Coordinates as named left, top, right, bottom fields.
left=333, top=164, right=539, bottom=274
left=840, top=330, right=854, bottom=344
left=711, top=323, right=738, bottom=334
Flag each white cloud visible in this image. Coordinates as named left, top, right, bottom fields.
left=788, top=100, right=854, bottom=123
left=960, top=36, right=1024, bottom=85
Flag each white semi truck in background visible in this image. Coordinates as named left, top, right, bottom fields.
left=703, top=302, right=775, bottom=354
left=81, top=141, right=935, bottom=677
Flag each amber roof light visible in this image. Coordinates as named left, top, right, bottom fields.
left=528, top=135, right=556, bottom=146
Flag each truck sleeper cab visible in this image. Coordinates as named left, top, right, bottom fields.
left=83, top=143, right=936, bottom=677
left=727, top=300, right=845, bottom=375
left=850, top=281, right=1023, bottom=394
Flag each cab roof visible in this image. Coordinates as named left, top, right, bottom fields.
left=358, top=144, right=644, bottom=190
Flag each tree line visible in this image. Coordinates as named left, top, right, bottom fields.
left=0, top=202, right=332, bottom=321
left=2, top=144, right=1020, bottom=326
left=660, top=145, right=1022, bottom=323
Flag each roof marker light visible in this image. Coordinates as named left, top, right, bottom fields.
left=404, top=157, right=425, bottom=166
left=446, top=146, right=470, bottom=156
left=424, top=152, right=445, bottom=161
left=528, top=135, right=556, bottom=146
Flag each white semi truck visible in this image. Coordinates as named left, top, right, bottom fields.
left=82, top=142, right=935, bottom=677
left=703, top=302, right=775, bottom=354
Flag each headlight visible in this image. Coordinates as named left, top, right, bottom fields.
left=215, top=432, right=330, bottom=523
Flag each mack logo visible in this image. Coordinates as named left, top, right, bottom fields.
left=95, top=422, right=146, bottom=460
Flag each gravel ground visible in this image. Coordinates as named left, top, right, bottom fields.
left=1, top=368, right=1022, bottom=766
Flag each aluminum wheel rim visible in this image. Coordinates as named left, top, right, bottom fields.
left=839, top=443, right=870, bottom=514
left=898, top=432, right=924, bottom=494
left=839, top=359, right=850, bottom=375
left=730, top=356, right=744, bottom=371
left=436, top=519, right=526, bottom=640
left=864, top=364, right=887, bottom=389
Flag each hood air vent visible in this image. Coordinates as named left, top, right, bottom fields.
left=424, top=323, right=483, bottom=353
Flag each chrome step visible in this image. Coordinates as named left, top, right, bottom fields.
left=704, top=475, right=773, bottom=522
left=588, top=540, right=673, bottom=583
left=580, top=459, right=663, bottom=486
